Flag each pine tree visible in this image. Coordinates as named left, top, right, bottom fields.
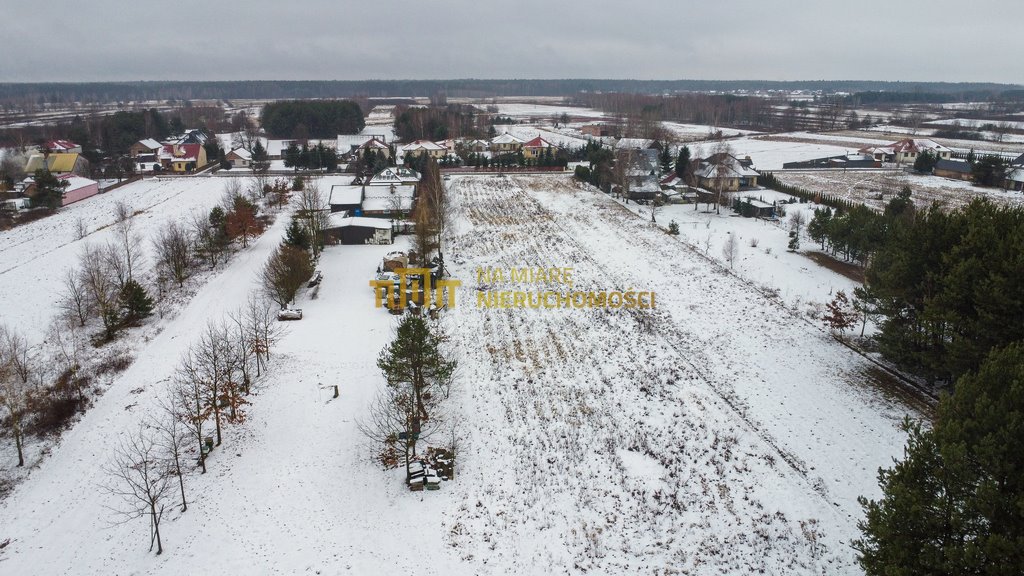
left=30, top=168, right=68, bottom=209
left=675, top=146, right=691, bottom=181
left=283, top=219, right=311, bottom=252
left=120, top=279, right=154, bottom=323
left=855, top=342, right=1024, bottom=576
left=659, top=144, right=673, bottom=174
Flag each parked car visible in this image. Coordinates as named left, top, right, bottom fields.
left=277, top=308, right=303, bottom=321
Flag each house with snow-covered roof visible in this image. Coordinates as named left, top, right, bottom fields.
left=225, top=147, right=252, bottom=169
left=693, top=153, right=760, bottom=192
left=356, top=138, right=392, bottom=160
left=400, top=140, right=447, bottom=160
left=490, top=132, right=525, bottom=154
left=159, top=144, right=207, bottom=173
left=367, top=166, right=421, bottom=186
left=23, top=174, right=99, bottom=206
left=43, top=140, right=82, bottom=154
left=522, top=136, right=559, bottom=160
left=130, top=139, right=163, bottom=158
left=362, top=184, right=416, bottom=218
left=858, top=138, right=952, bottom=165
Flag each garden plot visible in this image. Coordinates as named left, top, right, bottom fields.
left=437, top=175, right=922, bottom=574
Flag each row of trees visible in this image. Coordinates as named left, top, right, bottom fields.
left=807, top=188, right=1024, bottom=386
left=282, top=142, right=339, bottom=172
left=105, top=293, right=283, bottom=555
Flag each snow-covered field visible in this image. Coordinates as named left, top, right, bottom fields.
left=0, top=174, right=923, bottom=574
left=684, top=136, right=854, bottom=170
left=436, top=176, right=919, bottom=573
left=474, top=102, right=608, bottom=120
left=774, top=170, right=1024, bottom=212
left=0, top=176, right=235, bottom=342
left=661, top=121, right=759, bottom=141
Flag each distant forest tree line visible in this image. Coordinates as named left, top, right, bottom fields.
left=260, top=100, right=365, bottom=139
left=1, top=80, right=1020, bottom=109
left=393, top=104, right=496, bottom=141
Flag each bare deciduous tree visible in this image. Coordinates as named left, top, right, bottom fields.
left=151, top=399, right=190, bottom=513
left=102, top=426, right=172, bottom=555
left=722, top=232, right=739, bottom=269
left=112, top=201, right=144, bottom=285
left=260, top=245, right=313, bottom=310
left=296, top=183, right=330, bottom=259
left=60, top=267, right=92, bottom=327
left=0, top=326, right=31, bottom=466
left=170, top=361, right=207, bottom=474
left=80, top=244, right=121, bottom=340
left=153, top=220, right=192, bottom=287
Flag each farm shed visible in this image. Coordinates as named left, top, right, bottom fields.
left=324, top=214, right=393, bottom=245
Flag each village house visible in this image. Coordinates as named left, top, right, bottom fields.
left=858, top=138, right=952, bottom=164
left=521, top=136, right=559, bottom=160
left=43, top=140, right=82, bottom=154
left=366, top=166, right=421, bottom=186
left=1005, top=154, right=1024, bottom=192
left=400, top=140, right=447, bottom=160
left=356, top=138, right=391, bottom=160
left=693, top=153, right=760, bottom=192
left=224, top=147, right=252, bottom=169
left=130, top=138, right=163, bottom=158
left=23, top=174, right=99, bottom=206
left=490, top=133, right=525, bottom=154
left=361, top=184, right=416, bottom=218
left=159, top=144, right=207, bottom=173
left=24, top=152, right=91, bottom=177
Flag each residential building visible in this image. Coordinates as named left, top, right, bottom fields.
left=225, top=148, right=252, bottom=169
left=490, top=133, right=525, bottom=155
left=130, top=139, right=163, bottom=158
left=693, top=153, right=760, bottom=192
left=43, top=140, right=82, bottom=154
left=400, top=140, right=447, bottom=160
left=159, top=144, right=207, bottom=173
left=522, top=136, right=559, bottom=160
left=366, top=166, right=421, bottom=186
left=24, top=153, right=91, bottom=177
left=858, top=139, right=952, bottom=164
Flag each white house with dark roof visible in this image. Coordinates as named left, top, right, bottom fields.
left=367, top=166, right=421, bottom=186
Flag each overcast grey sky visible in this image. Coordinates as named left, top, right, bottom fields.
left=2, top=1, right=1022, bottom=84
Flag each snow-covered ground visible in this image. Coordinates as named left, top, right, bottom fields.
left=684, top=136, right=854, bottom=170
left=661, top=121, right=759, bottom=141
left=0, top=174, right=923, bottom=574
left=491, top=124, right=590, bottom=149
left=0, top=176, right=236, bottom=342
left=774, top=169, right=1024, bottom=212
left=473, top=102, right=607, bottom=120
left=925, top=117, right=1024, bottom=131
